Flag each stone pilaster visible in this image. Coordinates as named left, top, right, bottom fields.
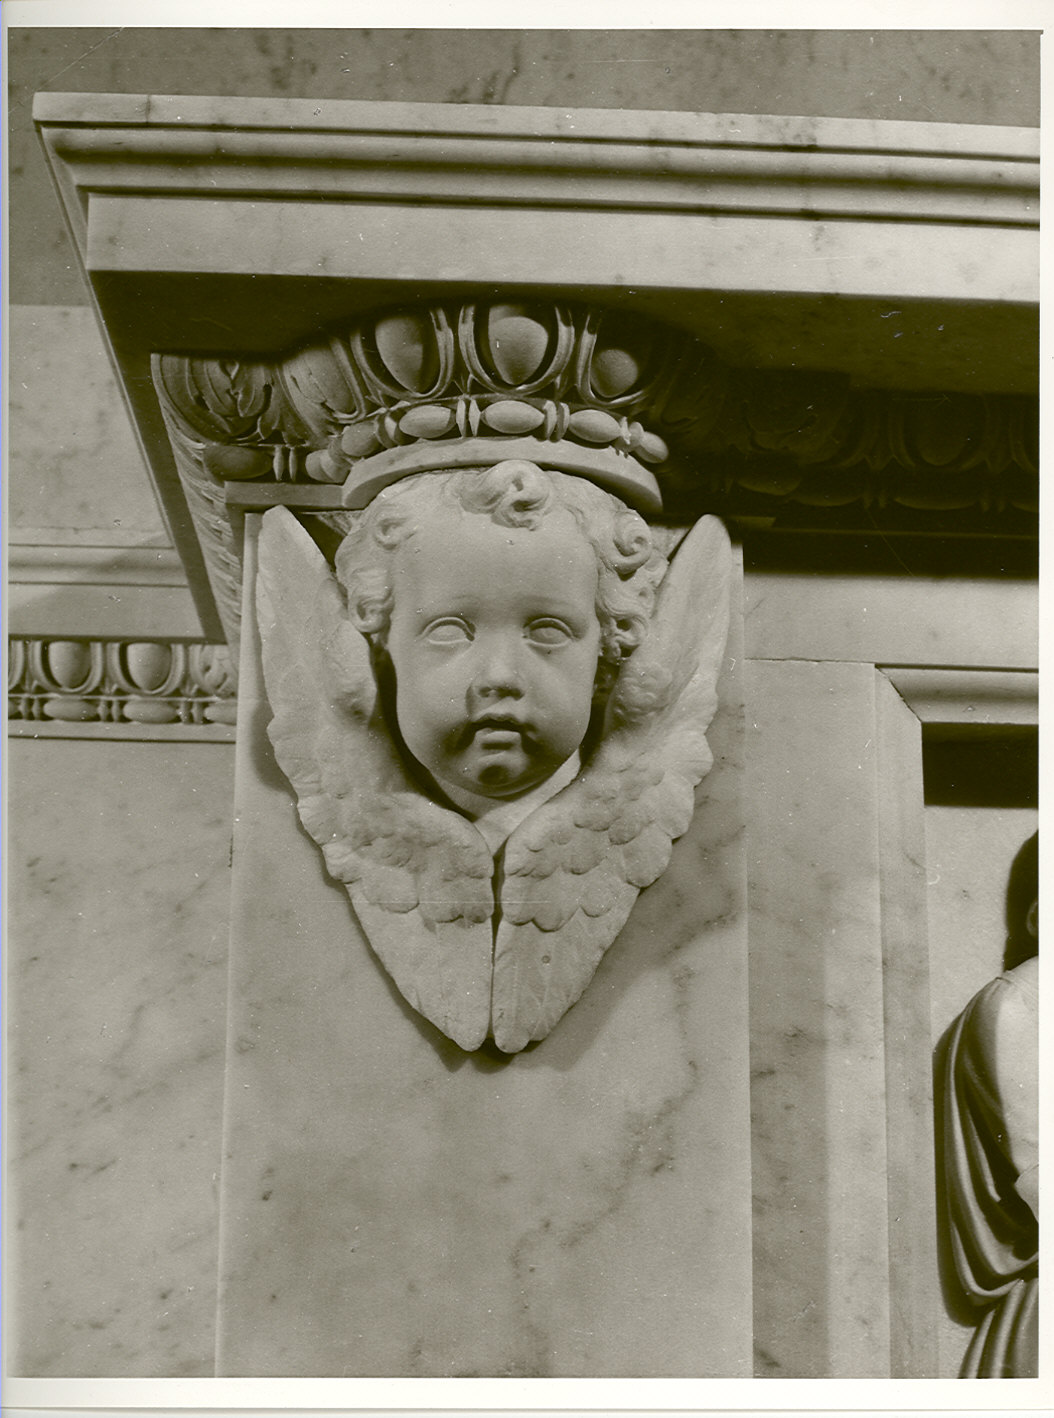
left=215, top=516, right=753, bottom=1376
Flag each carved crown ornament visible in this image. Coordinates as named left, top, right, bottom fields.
left=152, top=298, right=1037, bottom=649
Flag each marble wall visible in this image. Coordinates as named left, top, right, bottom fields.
left=7, top=740, right=234, bottom=1375
left=8, top=659, right=1035, bottom=1378
left=926, top=808, right=1039, bottom=1043
left=9, top=306, right=164, bottom=538
left=9, top=304, right=203, bottom=638
left=6, top=24, right=1040, bottom=1383
left=8, top=29, right=1041, bottom=307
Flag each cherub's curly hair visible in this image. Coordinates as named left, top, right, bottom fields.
left=334, top=461, right=667, bottom=685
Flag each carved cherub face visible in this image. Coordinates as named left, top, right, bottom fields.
left=386, top=508, right=603, bottom=800
left=335, top=460, right=669, bottom=805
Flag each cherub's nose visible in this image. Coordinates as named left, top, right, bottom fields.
left=469, top=641, right=525, bottom=701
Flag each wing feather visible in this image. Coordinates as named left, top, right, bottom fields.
left=257, top=506, right=495, bottom=1049
left=491, top=515, right=732, bottom=1052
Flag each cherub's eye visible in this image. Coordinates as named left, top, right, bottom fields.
left=424, top=618, right=472, bottom=644
left=527, top=620, right=573, bottom=648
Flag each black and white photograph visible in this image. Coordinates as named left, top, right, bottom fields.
left=3, top=8, right=1045, bottom=1412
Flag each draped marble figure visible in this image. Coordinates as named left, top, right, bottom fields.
left=944, top=833, right=1039, bottom=1377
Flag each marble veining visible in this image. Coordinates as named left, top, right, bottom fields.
left=746, top=659, right=919, bottom=1377
left=8, top=740, right=234, bottom=1375
left=215, top=589, right=751, bottom=1376
left=9, top=306, right=167, bottom=539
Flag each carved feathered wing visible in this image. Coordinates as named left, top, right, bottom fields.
left=491, top=516, right=732, bottom=1053
left=256, top=506, right=496, bottom=1050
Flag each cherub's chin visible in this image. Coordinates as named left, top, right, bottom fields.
left=460, top=744, right=537, bottom=797
left=432, top=759, right=552, bottom=813
left=470, top=767, right=537, bottom=798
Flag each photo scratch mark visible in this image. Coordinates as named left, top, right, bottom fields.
left=13, top=29, right=125, bottom=109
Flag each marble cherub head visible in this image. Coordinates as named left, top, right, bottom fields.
left=257, top=462, right=730, bottom=1051
left=334, top=460, right=668, bottom=811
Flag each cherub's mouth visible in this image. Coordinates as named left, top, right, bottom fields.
left=469, top=715, right=531, bottom=749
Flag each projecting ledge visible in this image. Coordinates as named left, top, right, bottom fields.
left=36, top=93, right=1038, bottom=391
left=34, top=94, right=1038, bottom=647
left=881, top=667, right=1039, bottom=725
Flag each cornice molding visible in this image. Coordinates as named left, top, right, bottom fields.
left=8, top=637, right=236, bottom=741
left=9, top=543, right=188, bottom=587
left=881, top=667, right=1038, bottom=726
left=36, top=96, right=1038, bottom=232
left=35, top=95, right=1038, bottom=373
left=34, top=95, right=1039, bottom=641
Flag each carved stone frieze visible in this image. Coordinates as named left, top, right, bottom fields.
left=685, top=380, right=1037, bottom=519
left=152, top=299, right=1037, bottom=646
left=8, top=638, right=237, bottom=735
